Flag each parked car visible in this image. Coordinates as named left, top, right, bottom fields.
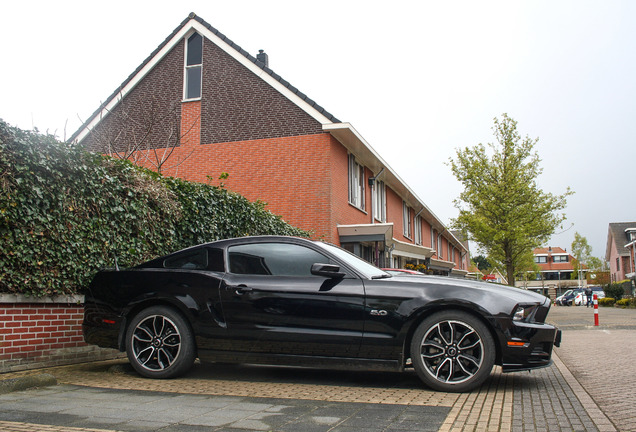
left=555, top=289, right=584, bottom=306
left=574, top=287, right=605, bottom=306
left=83, top=236, right=561, bottom=393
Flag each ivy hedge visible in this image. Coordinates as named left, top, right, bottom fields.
left=0, top=119, right=309, bottom=297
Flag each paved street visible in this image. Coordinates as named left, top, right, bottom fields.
left=549, top=305, right=636, bottom=432
left=0, top=305, right=634, bottom=431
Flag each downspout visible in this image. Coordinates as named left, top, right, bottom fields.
left=388, top=242, right=396, bottom=268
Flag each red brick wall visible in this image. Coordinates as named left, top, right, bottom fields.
left=0, top=299, right=121, bottom=372
left=421, top=218, right=432, bottom=249
left=131, top=132, right=339, bottom=241
left=181, top=100, right=202, bottom=147
left=386, top=187, right=406, bottom=242
left=329, top=145, right=376, bottom=243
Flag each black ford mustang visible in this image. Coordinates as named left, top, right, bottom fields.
left=83, top=236, right=561, bottom=392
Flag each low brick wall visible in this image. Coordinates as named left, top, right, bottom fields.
left=0, top=294, right=122, bottom=373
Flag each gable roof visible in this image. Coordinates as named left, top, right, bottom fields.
left=68, top=12, right=468, bottom=255
left=606, top=222, right=636, bottom=259
left=533, top=247, right=569, bottom=255
left=69, top=12, right=339, bottom=143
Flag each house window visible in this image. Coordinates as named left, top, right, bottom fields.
left=431, top=228, right=435, bottom=249
left=553, top=255, right=568, bottom=263
left=373, top=180, right=386, bottom=222
left=185, top=32, right=203, bottom=100
left=617, top=257, right=620, bottom=271
left=438, top=234, right=443, bottom=259
left=402, top=201, right=412, bottom=238
left=348, top=155, right=365, bottom=210
left=535, top=256, right=547, bottom=264
left=414, top=216, right=422, bottom=245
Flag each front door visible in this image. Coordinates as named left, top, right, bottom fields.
left=219, top=241, right=365, bottom=358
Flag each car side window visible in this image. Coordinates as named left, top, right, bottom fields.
left=164, top=248, right=208, bottom=270
left=207, top=248, right=225, bottom=272
left=228, top=243, right=332, bottom=276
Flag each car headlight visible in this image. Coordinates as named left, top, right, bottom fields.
left=512, top=305, right=539, bottom=322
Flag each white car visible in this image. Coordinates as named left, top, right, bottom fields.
left=574, top=288, right=605, bottom=306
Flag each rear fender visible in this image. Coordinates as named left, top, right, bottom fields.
left=118, top=295, right=199, bottom=352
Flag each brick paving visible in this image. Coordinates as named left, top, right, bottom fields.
left=549, top=305, right=636, bottom=432
left=0, top=305, right=634, bottom=431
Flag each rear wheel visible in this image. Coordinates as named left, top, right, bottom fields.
left=410, top=311, right=495, bottom=392
left=125, top=306, right=195, bottom=379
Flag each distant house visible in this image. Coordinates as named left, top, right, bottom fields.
left=520, top=247, right=584, bottom=296
left=70, top=12, right=469, bottom=274
left=532, top=247, right=582, bottom=282
left=605, top=222, right=636, bottom=286
left=482, top=268, right=508, bottom=285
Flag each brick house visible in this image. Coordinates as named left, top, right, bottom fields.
left=70, top=12, right=469, bottom=276
left=532, top=247, right=581, bottom=282
left=605, top=222, right=636, bottom=289
left=520, top=247, right=585, bottom=297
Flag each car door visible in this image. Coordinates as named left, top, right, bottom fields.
left=219, top=241, right=366, bottom=358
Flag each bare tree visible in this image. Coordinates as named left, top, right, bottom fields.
left=83, top=94, right=199, bottom=175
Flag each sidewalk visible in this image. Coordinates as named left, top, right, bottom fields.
left=0, top=305, right=633, bottom=431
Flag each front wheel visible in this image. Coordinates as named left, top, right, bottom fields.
left=125, top=306, right=196, bottom=379
left=410, top=311, right=495, bottom=392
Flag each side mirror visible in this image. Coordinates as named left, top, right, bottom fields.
left=311, top=263, right=345, bottom=279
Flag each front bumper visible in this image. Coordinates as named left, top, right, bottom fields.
left=499, top=320, right=561, bottom=372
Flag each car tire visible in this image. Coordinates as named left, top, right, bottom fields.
left=410, top=310, right=495, bottom=393
left=125, top=306, right=196, bottom=379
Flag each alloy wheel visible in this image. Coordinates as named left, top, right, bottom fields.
left=130, top=314, right=182, bottom=371
left=418, top=319, right=484, bottom=385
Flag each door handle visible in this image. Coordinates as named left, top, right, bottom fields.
left=227, top=284, right=252, bottom=295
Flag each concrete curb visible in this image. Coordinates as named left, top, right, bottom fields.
left=0, top=373, right=58, bottom=394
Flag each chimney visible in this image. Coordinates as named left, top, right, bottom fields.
left=257, top=49, right=269, bottom=67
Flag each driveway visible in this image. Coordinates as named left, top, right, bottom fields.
left=0, top=305, right=633, bottom=431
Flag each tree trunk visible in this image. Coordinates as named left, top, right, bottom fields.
left=506, top=255, right=515, bottom=287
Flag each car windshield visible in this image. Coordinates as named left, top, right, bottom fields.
left=316, top=242, right=390, bottom=280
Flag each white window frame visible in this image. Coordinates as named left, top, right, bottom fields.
left=414, top=215, right=422, bottom=245
left=437, top=234, right=443, bottom=259
left=402, top=201, right=412, bottom=238
left=373, top=180, right=386, bottom=222
left=184, top=32, right=203, bottom=101
left=348, top=154, right=365, bottom=210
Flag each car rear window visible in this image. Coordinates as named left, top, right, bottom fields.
left=164, top=249, right=208, bottom=270
left=162, top=247, right=225, bottom=271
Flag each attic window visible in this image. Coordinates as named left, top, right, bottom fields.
left=185, top=32, right=203, bottom=100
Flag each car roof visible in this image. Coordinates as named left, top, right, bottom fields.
left=138, top=236, right=316, bottom=268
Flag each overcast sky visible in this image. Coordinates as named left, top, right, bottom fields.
left=2, top=0, right=635, bottom=259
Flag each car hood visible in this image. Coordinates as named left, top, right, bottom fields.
left=387, top=274, right=549, bottom=305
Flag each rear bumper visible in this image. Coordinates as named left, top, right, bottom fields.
left=82, top=302, right=124, bottom=351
